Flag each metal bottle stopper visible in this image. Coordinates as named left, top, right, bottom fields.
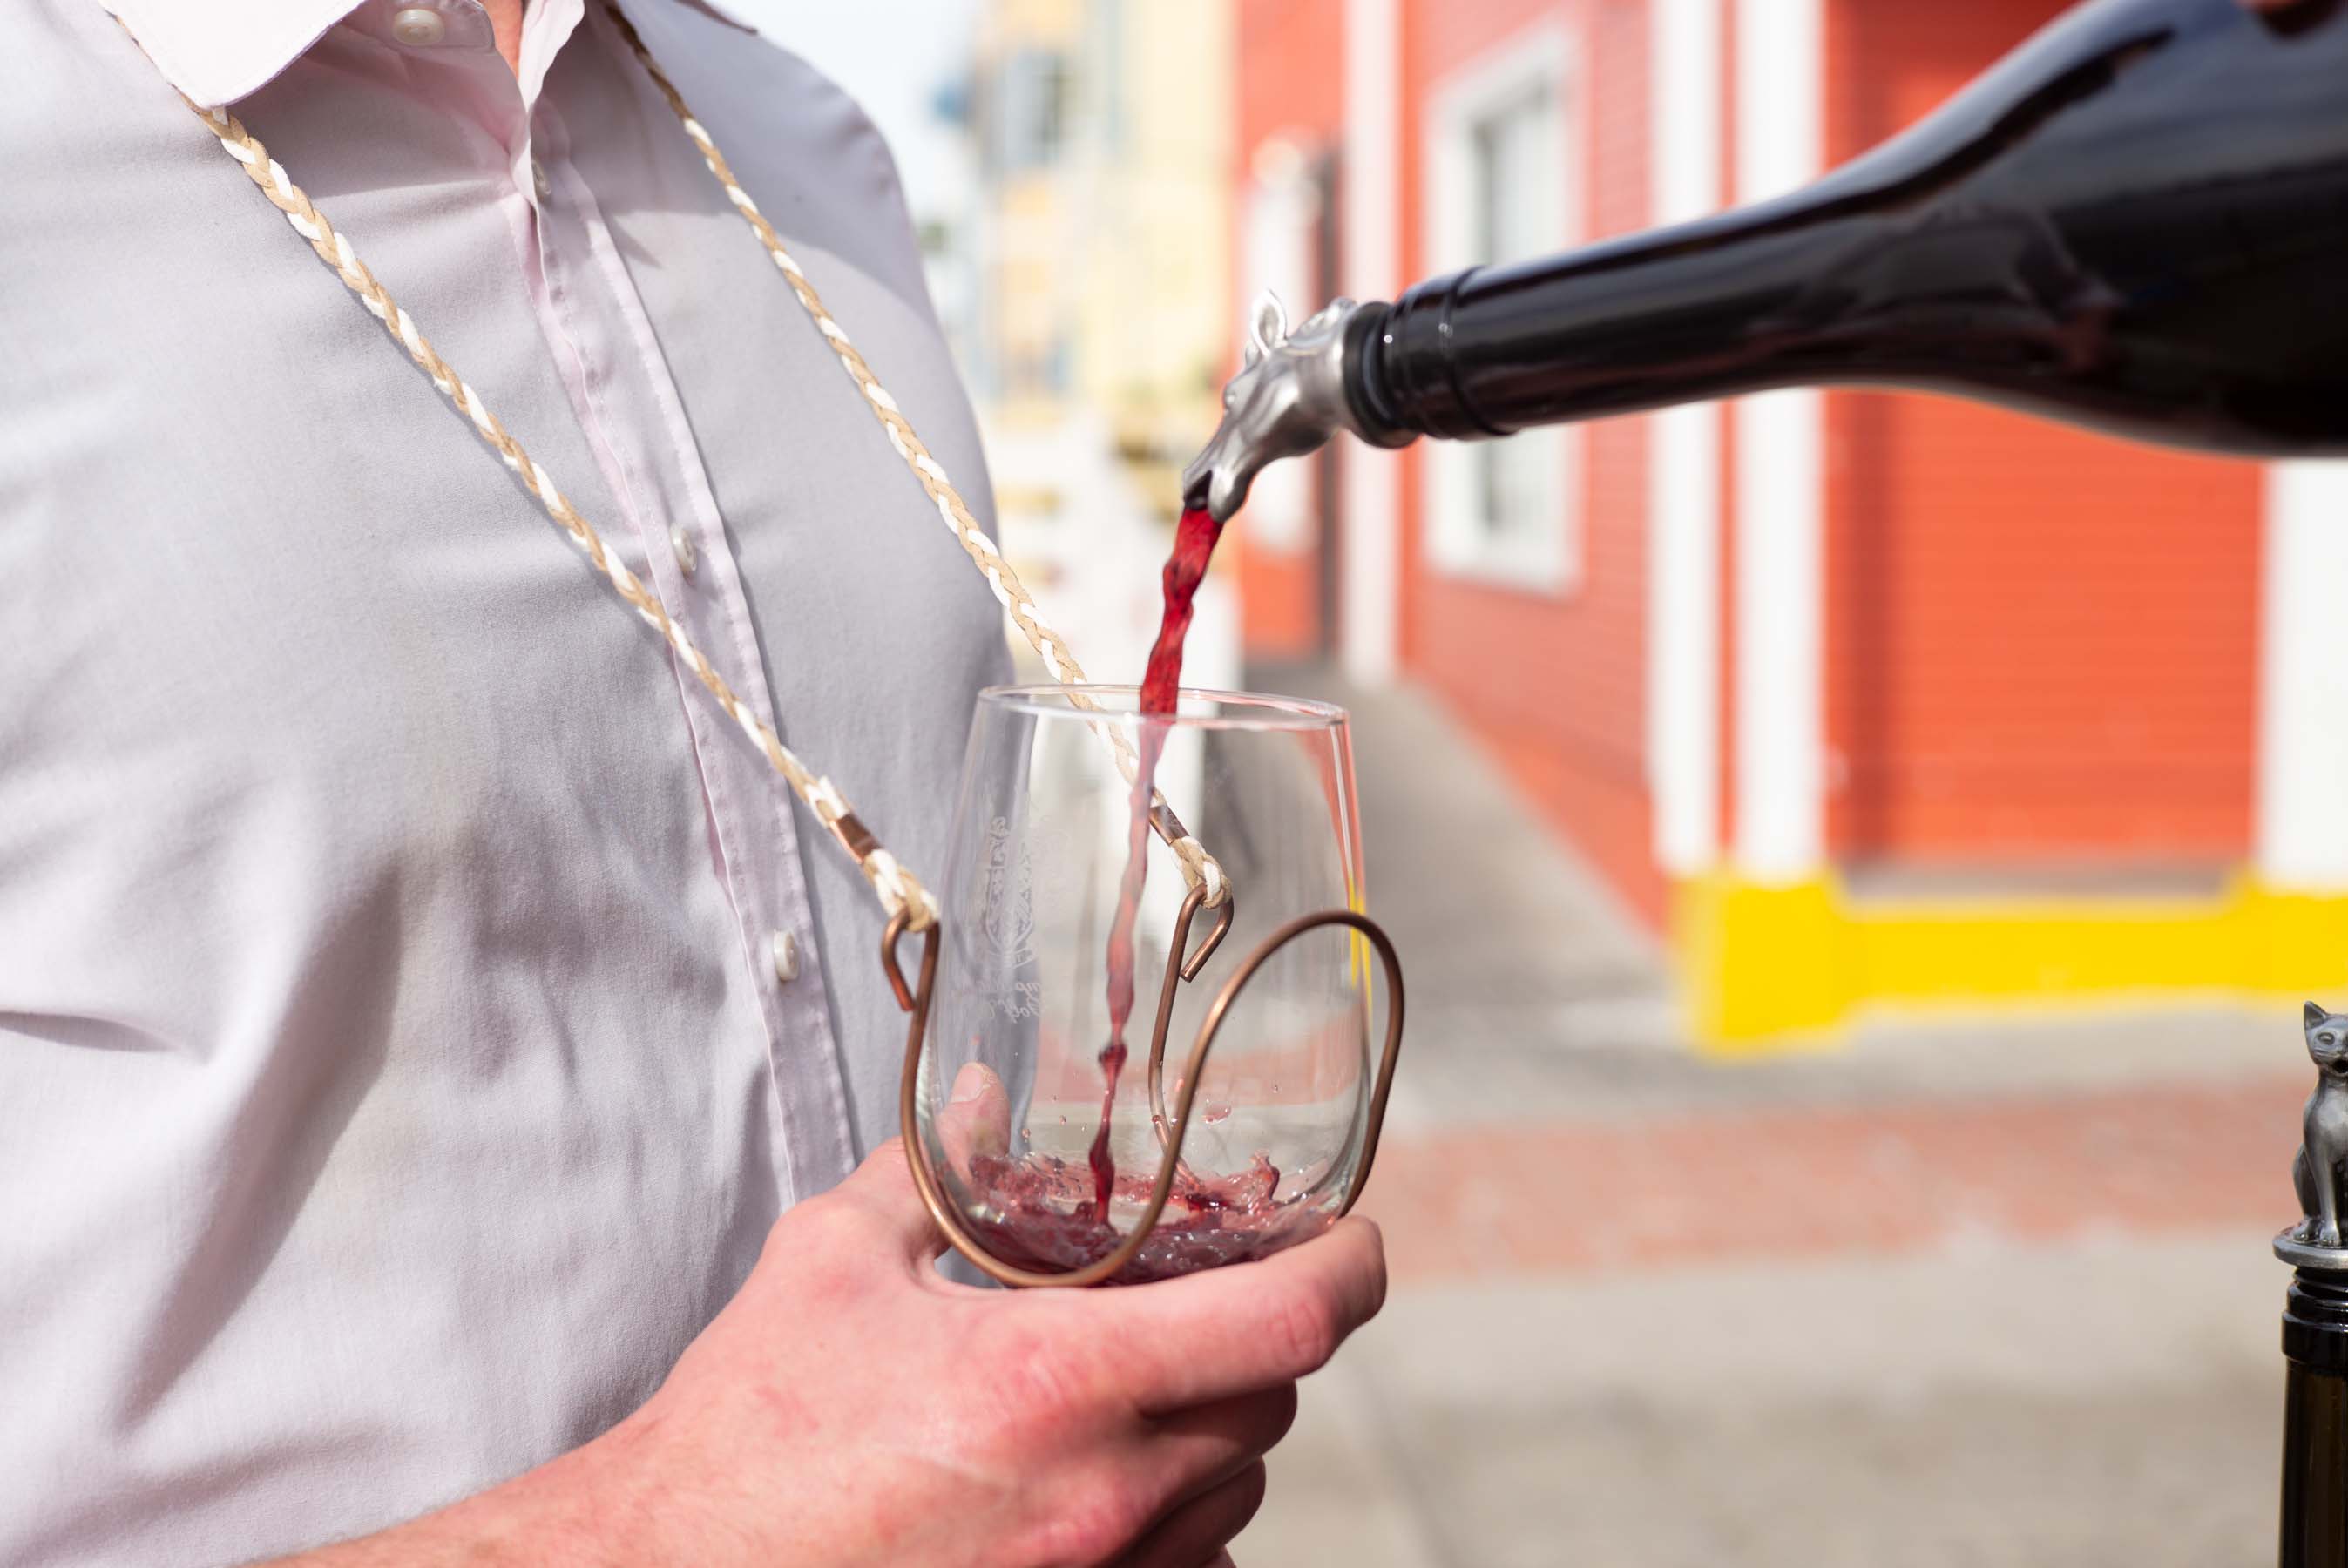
left=2278, top=1002, right=2348, bottom=1566
left=1180, top=292, right=1400, bottom=524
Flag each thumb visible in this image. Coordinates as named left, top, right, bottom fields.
left=818, top=1064, right=1012, bottom=1269
left=935, top=1060, right=1012, bottom=1179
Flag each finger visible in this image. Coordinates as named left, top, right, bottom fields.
left=1109, top=1462, right=1267, bottom=1568
left=1105, top=1217, right=1387, bottom=1411
left=935, top=1061, right=1012, bottom=1177
left=1137, top=1385, right=1297, bottom=1508
left=820, top=1137, right=951, bottom=1266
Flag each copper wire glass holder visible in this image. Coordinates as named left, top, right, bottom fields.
left=885, top=884, right=1406, bottom=1288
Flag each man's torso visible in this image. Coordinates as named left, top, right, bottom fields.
left=0, top=3, right=1007, bottom=1558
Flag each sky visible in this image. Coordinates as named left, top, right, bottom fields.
left=723, top=1, right=978, bottom=220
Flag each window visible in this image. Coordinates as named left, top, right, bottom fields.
left=1089, top=0, right=1126, bottom=155
left=993, top=49, right=1069, bottom=174
left=1424, top=29, right=1580, bottom=591
left=1239, top=139, right=1325, bottom=554
left=1471, top=85, right=1556, bottom=266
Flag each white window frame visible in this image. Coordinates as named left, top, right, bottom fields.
left=1421, top=24, right=1584, bottom=594
left=1237, top=138, right=1323, bottom=556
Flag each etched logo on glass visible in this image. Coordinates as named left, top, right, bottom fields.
left=959, top=814, right=1039, bottom=1020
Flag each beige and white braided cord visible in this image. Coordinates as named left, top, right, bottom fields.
left=606, top=5, right=1225, bottom=909
left=159, top=89, right=936, bottom=926
left=130, top=2, right=1225, bottom=932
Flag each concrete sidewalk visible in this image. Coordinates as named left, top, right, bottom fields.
left=1231, top=667, right=2301, bottom=1566
left=1243, top=1233, right=2277, bottom=1568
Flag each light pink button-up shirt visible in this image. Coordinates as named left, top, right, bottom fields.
left=0, top=3, right=1007, bottom=1561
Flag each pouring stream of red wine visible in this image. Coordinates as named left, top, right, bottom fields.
left=1086, top=497, right=1226, bottom=1222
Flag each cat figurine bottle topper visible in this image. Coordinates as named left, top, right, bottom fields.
left=2289, top=1002, right=2348, bottom=1254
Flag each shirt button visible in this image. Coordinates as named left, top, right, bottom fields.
left=771, top=930, right=802, bottom=985
left=531, top=159, right=552, bottom=201
left=670, top=524, right=699, bottom=578
left=389, top=7, right=448, bottom=45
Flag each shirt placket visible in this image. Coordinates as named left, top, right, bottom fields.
left=464, top=25, right=857, bottom=1203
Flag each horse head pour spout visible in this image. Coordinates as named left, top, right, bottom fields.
left=1180, top=292, right=1405, bottom=524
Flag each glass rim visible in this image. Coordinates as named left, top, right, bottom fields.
left=976, top=684, right=1349, bottom=732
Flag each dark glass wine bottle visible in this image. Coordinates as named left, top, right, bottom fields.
left=1341, top=0, right=2348, bottom=458
left=2283, top=1268, right=2348, bottom=1568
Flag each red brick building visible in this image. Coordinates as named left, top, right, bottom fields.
left=1228, top=0, right=2348, bottom=1045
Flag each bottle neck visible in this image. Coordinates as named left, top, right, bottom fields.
left=1341, top=0, right=2348, bottom=456
left=1353, top=199, right=1890, bottom=441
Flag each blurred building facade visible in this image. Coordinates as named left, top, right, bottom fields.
left=955, top=0, right=1245, bottom=706
left=969, top=0, right=1235, bottom=508
left=1229, top=0, right=2348, bottom=1047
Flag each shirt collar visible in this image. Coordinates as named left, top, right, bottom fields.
left=104, top=0, right=756, bottom=109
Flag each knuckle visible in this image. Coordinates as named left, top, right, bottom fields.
left=1022, top=1470, right=1152, bottom=1565
left=776, top=1199, right=877, bottom=1299
left=1228, top=1457, right=1270, bottom=1526
left=794, top=1193, right=873, bottom=1257
left=1263, top=1288, right=1342, bottom=1375
left=845, top=1147, right=921, bottom=1215
left=1256, top=1382, right=1301, bottom=1450
left=981, top=1318, right=1104, bottom=1431
left=1353, top=1220, right=1391, bottom=1312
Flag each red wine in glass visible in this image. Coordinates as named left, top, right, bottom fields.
left=955, top=497, right=1332, bottom=1283
left=1088, top=500, right=1224, bottom=1221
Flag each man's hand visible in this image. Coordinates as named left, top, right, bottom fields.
left=278, top=1065, right=1386, bottom=1567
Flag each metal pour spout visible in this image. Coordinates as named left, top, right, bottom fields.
left=1179, top=291, right=1409, bottom=524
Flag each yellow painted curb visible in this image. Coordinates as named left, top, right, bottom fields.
left=1674, top=871, right=2348, bottom=1054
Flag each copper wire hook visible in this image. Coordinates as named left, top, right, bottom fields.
left=890, top=902, right=1405, bottom=1289
left=1148, top=885, right=1236, bottom=1151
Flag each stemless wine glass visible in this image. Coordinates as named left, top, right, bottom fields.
left=886, top=685, right=1404, bottom=1287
